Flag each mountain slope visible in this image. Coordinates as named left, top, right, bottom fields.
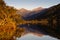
left=17, top=7, right=43, bottom=17
left=20, top=4, right=60, bottom=39
left=17, top=8, right=31, bottom=17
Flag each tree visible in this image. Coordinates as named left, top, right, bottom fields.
left=0, top=0, right=25, bottom=40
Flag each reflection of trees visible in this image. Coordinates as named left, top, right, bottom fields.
left=14, top=27, right=25, bottom=38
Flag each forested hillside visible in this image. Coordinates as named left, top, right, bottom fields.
left=21, top=4, right=60, bottom=39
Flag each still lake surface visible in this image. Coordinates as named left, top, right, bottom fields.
left=17, top=34, right=58, bottom=40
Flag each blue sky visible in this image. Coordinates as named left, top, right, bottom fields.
left=4, top=0, right=60, bottom=10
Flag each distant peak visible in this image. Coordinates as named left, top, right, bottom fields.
left=20, top=8, right=28, bottom=11
left=32, top=7, right=43, bottom=11
left=19, top=8, right=30, bottom=12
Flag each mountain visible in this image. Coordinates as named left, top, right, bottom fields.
left=17, top=8, right=31, bottom=17
left=32, top=7, right=43, bottom=12
left=23, top=4, right=60, bottom=20
left=23, top=8, right=47, bottom=20
left=17, top=7, right=43, bottom=17
left=25, top=7, right=44, bottom=17
left=20, top=4, right=60, bottom=39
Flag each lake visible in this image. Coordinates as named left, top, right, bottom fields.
left=17, top=34, right=58, bottom=40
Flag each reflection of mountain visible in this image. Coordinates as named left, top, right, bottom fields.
left=19, top=4, right=60, bottom=39
left=19, top=34, right=58, bottom=40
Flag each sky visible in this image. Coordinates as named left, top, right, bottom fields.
left=4, top=0, right=60, bottom=10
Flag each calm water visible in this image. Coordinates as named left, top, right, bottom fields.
left=17, top=34, right=58, bottom=40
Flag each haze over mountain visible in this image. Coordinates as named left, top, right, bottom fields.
left=17, top=7, right=44, bottom=17
left=32, top=7, right=43, bottom=12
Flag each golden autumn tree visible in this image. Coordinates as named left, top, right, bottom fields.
left=0, top=0, right=25, bottom=40
left=0, top=18, right=16, bottom=39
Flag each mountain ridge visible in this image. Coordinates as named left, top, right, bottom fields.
left=17, top=7, right=44, bottom=17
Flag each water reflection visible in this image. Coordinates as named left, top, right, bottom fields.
left=17, top=34, right=58, bottom=40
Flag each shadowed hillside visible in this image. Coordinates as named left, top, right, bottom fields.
left=17, top=7, right=43, bottom=17
left=20, top=4, right=60, bottom=39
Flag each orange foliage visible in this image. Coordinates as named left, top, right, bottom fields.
left=0, top=18, right=16, bottom=39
